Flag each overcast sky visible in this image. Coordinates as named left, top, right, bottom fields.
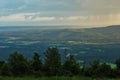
left=0, top=0, right=120, bottom=27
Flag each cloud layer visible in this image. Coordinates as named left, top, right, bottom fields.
left=0, top=0, right=120, bottom=27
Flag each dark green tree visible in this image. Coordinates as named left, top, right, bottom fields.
left=0, top=63, right=11, bottom=76
left=89, top=61, right=113, bottom=78
left=8, top=52, right=29, bottom=76
left=31, top=52, right=43, bottom=77
left=116, top=58, right=120, bottom=70
left=44, top=47, right=62, bottom=76
left=90, top=60, right=100, bottom=77
left=63, top=54, right=80, bottom=76
left=97, top=63, right=112, bottom=77
left=115, top=58, right=120, bottom=77
left=0, top=61, right=5, bottom=71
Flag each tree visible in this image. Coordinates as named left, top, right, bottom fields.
left=0, top=63, right=11, bottom=76
left=0, top=61, right=5, bottom=71
left=63, top=54, right=80, bottom=76
left=90, top=60, right=100, bottom=77
left=97, top=63, right=112, bottom=77
left=8, top=52, right=29, bottom=76
left=115, top=58, right=120, bottom=77
left=89, top=61, right=113, bottom=78
left=44, top=47, right=62, bottom=76
left=31, top=52, right=43, bottom=77
left=116, top=58, right=120, bottom=70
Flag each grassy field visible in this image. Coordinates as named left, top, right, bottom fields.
left=0, top=76, right=119, bottom=80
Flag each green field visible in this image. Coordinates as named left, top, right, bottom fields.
left=0, top=77, right=119, bottom=80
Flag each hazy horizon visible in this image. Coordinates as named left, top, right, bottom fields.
left=0, top=25, right=114, bottom=29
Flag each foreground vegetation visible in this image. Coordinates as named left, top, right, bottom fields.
left=0, top=76, right=93, bottom=80
left=0, top=76, right=120, bottom=80
left=0, top=47, right=120, bottom=79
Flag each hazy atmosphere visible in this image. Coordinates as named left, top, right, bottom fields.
left=0, top=0, right=120, bottom=27
left=0, top=0, right=120, bottom=80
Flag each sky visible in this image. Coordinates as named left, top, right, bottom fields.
left=0, top=0, right=120, bottom=28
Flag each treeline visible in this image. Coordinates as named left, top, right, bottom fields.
left=0, top=47, right=120, bottom=78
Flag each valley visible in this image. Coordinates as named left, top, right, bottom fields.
left=0, top=25, right=120, bottom=65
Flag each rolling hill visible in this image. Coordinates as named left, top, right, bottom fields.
left=1, top=25, right=120, bottom=43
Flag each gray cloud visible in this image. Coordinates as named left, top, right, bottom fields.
left=0, top=0, right=120, bottom=27
left=79, top=0, right=120, bottom=14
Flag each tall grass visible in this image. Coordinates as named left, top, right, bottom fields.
left=0, top=76, right=91, bottom=80
left=0, top=76, right=119, bottom=80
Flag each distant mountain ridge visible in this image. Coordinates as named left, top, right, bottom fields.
left=1, top=25, right=120, bottom=43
